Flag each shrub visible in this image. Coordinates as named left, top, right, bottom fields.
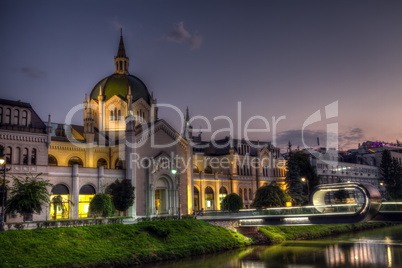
left=89, top=193, right=114, bottom=218
left=221, top=193, right=243, bottom=212
left=251, top=182, right=291, bottom=208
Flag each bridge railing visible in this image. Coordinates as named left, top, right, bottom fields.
left=380, top=202, right=402, bottom=212
left=200, top=203, right=364, bottom=218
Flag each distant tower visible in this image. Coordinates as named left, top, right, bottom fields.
left=183, top=106, right=193, bottom=140
left=114, top=28, right=129, bottom=74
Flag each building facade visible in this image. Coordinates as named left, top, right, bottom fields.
left=0, top=33, right=286, bottom=223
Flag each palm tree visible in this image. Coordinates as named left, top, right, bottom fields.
left=5, top=174, right=53, bottom=222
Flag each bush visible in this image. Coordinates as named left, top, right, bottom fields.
left=89, top=193, right=114, bottom=218
left=251, top=182, right=291, bottom=208
left=221, top=193, right=243, bottom=212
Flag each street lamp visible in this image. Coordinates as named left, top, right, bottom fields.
left=301, top=177, right=310, bottom=197
left=0, top=157, right=7, bottom=231
left=171, top=168, right=181, bottom=219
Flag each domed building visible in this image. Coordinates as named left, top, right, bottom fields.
left=0, top=32, right=288, bottom=225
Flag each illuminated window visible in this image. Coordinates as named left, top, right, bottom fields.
left=194, top=187, right=200, bottom=211
left=48, top=155, right=58, bottom=166
left=50, top=184, right=70, bottom=220
left=205, top=186, right=214, bottom=210
left=79, top=184, right=96, bottom=218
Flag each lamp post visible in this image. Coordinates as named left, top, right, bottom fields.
left=0, top=157, right=6, bottom=232
left=171, top=168, right=181, bottom=219
left=301, top=177, right=310, bottom=197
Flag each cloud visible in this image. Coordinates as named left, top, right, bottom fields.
left=166, top=22, right=203, bottom=50
left=21, top=67, right=46, bottom=79
left=338, top=127, right=365, bottom=149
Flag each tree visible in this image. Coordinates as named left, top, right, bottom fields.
left=107, top=179, right=135, bottom=213
left=380, top=150, right=402, bottom=200
left=251, top=182, right=290, bottom=208
left=292, top=151, right=320, bottom=197
left=285, top=152, right=304, bottom=205
left=88, top=193, right=113, bottom=218
left=221, top=193, right=243, bottom=212
left=5, top=174, right=53, bottom=221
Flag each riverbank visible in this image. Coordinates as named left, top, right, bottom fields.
left=258, top=221, right=394, bottom=244
left=0, top=219, right=251, bottom=267
left=0, top=220, right=396, bottom=267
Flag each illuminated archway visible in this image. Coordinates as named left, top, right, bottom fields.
left=79, top=184, right=96, bottom=218
left=50, top=184, right=70, bottom=219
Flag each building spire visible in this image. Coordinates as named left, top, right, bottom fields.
left=114, top=28, right=129, bottom=74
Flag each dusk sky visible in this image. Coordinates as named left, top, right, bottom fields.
left=1, top=0, right=402, bottom=150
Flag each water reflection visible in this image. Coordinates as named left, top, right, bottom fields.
left=138, top=225, right=402, bottom=268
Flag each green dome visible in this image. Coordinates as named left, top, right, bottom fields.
left=90, top=73, right=150, bottom=104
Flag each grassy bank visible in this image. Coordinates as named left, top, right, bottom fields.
left=259, top=222, right=393, bottom=244
left=0, top=219, right=251, bottom=268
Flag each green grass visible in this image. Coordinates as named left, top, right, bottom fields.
left=0, top=219, right=251, bottom=268
left=258, top=222, right=393, bottom=244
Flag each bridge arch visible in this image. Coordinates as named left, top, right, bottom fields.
left=309, top=182, right=382, bottom=224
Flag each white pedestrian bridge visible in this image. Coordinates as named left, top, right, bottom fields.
left=198, top=182, right=401, bottom=226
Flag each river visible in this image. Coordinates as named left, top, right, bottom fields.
left=139, top=224, right=402, bottom=268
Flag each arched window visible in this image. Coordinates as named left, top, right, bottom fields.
left=13, top=109, right=19, bottom=125
left=205, top=186, right=214, bottom=210
left=193, top=165, right=200, bottom=173
left=0, top=107, right=3, bottom=124
left=31, top=148, right=37, bottom=165
left=244, top=188, right=248, bottom=201
left=219, top=187, right=228, bottom=206
left=249, top=188, right=253, bottom=201
left=194, top=187, right=200, bottom=211
left=239, top=188, right=243, bottom=200
left=50, top=184, right=70, bottom=220
left=5, top=108, right=11, bottom=124
left=115, top=158, right=123, bottom=169
left=23, top=148, right=28, bottom=165
left=79, top=184, right=96, bottom=218
left=117, top=110, right=121, bottom=120
left=97, top=158, right=107, bottom=168
left=6, top=147, right=12, bottom=164
left=68, top=156, right=83, bottom=167
left=205, top=166, right=213, bottom=174
left=48, top=155, right=58, bottom=166
left=21, top=110, right=28, bottom=126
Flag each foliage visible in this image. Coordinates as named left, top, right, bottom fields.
left=285, top=152, right=304, bottom=205
left=221, top=193, right=243, bottom=212
left=380, top=150, right=402, bottom=200
left=333, top=190, right=350, bottom=203
left=107, top=179, right=135, bottom=212
left=5, top=174, right=53, bottom=221
left=89, top=193, right=114, bottom=218
left=291, top=151, right=320, bottom=200
left=251, top=182, right=291, bottom=208
left=0, top=219, right=251, bottom=267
